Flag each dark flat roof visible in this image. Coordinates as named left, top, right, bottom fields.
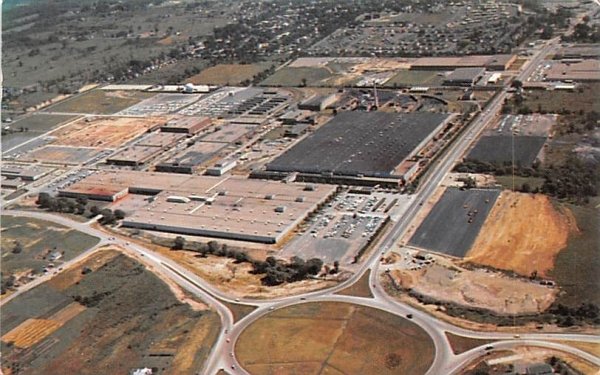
left=267, top=111, right=450, bottom=177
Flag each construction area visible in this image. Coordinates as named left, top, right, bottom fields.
left=384, top=252, right=557, bottom=315
left=465, top=192, right=576, bottom=277
left=59, top=170, right=337, bottom=243
left=266, top=111, right=453, bottom=180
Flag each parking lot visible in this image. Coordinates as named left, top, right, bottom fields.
left=280, top=191, right=395, bottom=265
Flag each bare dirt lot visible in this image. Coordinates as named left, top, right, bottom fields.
left=1, top=249, right=220, bottom=375
left=389, top=261, right=556, bottom=315
left=186, top=63, right=271, bottom=85
left=466, top=192, right=577, bottom=277
left=49, top=116, right=166, bottom=149
left=236, top=302, right=434, bottom=375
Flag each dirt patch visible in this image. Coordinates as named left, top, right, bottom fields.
left=50, top=116, right=166, bottom=149
left=466, top=192, right=577, bottom=277
left=186, top=63, right=271, bottom=85
left=236, top=302, right=434, bottom=375
left=390, top=262, right=556, bottom=315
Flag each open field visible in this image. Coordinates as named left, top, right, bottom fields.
left=522, top=83, right=600, bottom=114
left=549, top=201, right=600, bottom=307
left=45, top=90, right=156, bottom=114
left=1, top=215, right=99, bottom=294
left=236, top=302, right=434, bottom=375
left=50, top=116, right=166, bottom=149
left=186, top=63, right=271, bottom=85
left=1, top=249, right=220, bottom=375
left=261, top=67, right=333, bottom=87
left=1, top=114, right=79, bottom=150
left=466, top=192, right=576, bottom=277
left=409, top=188, right=501, bottom=257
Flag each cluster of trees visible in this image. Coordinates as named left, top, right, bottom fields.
left=563, top=18, right=600, bottom=43
left=37, top=193, right=89, bottom=215
left=549, top=303, right=600, bottom=327
left=170, top=238, right=332, bottom=286
left=455, top=157, right=599, bottom=203
left=540, top=157, right=599, bottom=204
left=251, top=256, right=325, bottom=286
left=36, top=193, right=125, bottom=224
left=172, top=238, right=251, bottom=263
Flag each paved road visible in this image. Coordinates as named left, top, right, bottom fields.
left=2, top=33, right=598, bottom=375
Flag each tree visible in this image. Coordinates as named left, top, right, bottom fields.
left=114, top=209, right=126, bottom=220
left=511, top=79, right=523, bottom=89
left=99, top=209, right=115, bottom=225
left=12, top=241, right=23, bottom=254
left=208, top=241, right=220, bottom=254
left=173, top=236, right=186, bottom=250
left=521, top=183, right=531, bottom=193
left=36, top=192, right=52, bottom=208
left=234, top=251, right=249, bottom=263
left=333, top=260, right=340, bottom=273
left=305, top=258, right=323, bottom=275
left=90, top=206, right=100, bottom=216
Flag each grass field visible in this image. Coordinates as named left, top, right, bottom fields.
left=1, top=250, right=220, bottom=375
left=45, top=90, right=156, bottom=114
left=1, top=215, right=100, bottom=290
left=236, top=302, right=434, bottom=375
left=445, top=333, right=493, bottom=354
left=261, top=67, right=333, bottom=87
left=494, top=175, right=545, bottom=191
left=549, top=200, right=600, bottom=307
left=335, top=270, right=373, bottom=298
left=523, top=83, right=600, bottom=114
left=186, top=63, right=271, bottom=85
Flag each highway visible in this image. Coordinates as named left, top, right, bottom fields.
left=2, top=33, right=599, bottom=375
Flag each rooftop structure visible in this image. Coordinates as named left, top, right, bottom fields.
left=106, top=146, right=164, bottom=166
left=1, top=164, right=54, bottom=181
left=267, top=111, right=452, bottom=179
left=544, top=60, right=600, bottom=82
left=160, top=116, right=212, bottom=134
left=443, top=67, right=485, bottom=86
left=199, top=123, right=256, bottom=144
left=298, top=94, right=339, bottom=111
left=136, top=132, right=186, bottom=148
left=155, top=142, right=227, bottom=174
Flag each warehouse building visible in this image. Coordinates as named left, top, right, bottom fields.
left=160, top=116, right=212, bottom=134
left=106, top=146, right=164, bottom=166
left=266, top=111, right=453, bottom=182
left=298, top=94, right=339, bottom=111
left=59, top=171, right=336, bottom=244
